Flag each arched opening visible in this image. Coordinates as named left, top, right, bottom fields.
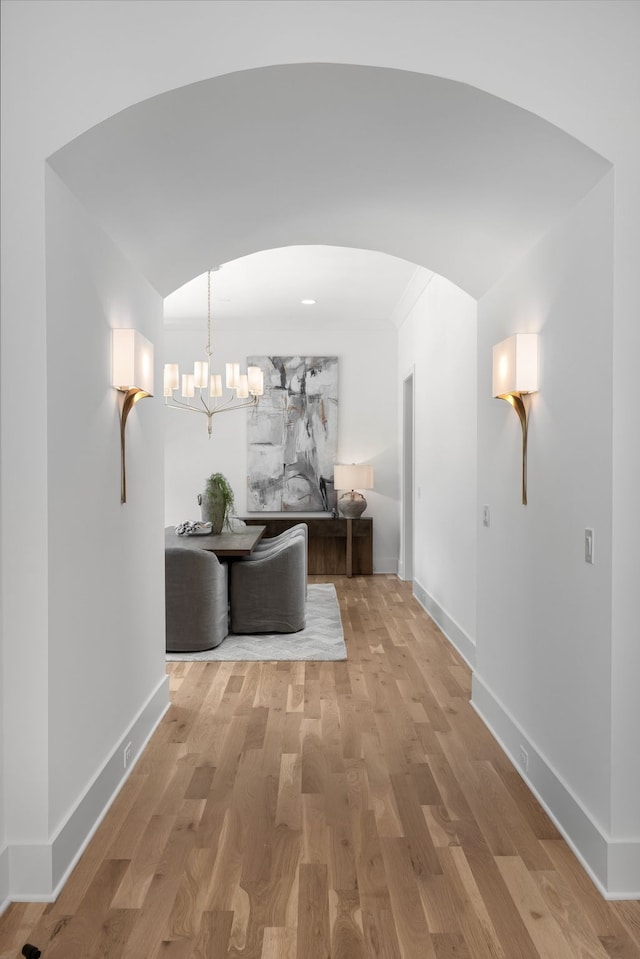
left=10, top=57, right=623, bottom=901
left=48, top=63, right=609, bottom=298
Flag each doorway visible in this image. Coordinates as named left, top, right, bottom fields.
left=401, top=370, right=415, bottom=582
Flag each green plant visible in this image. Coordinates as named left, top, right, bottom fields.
left=203, top=472, right=236, bottom=531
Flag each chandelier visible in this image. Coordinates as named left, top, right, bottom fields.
left=163, top=269, right=264, bottom=437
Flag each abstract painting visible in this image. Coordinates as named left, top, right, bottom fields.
left=247, top=356, right=338, bottom=511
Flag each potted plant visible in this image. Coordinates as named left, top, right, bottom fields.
left=198, top=472, right=236, bottom=534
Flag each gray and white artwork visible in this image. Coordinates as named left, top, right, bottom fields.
left=247, top=356, right=338, bottom=511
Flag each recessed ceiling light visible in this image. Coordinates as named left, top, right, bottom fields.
left=301, top=299, right=316, bottom=306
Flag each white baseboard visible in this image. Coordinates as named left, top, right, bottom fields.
left=373, top=557, right=399, bottom=575
left=412, top=579, right=476, bottom=669
left=0, top=844, right=9, bottom=916
left=7, top=674, right=170, bottom=902
left=472, top=672, right=640, bottom=899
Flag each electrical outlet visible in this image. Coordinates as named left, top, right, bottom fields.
left=123, top=741, right=133, bottom=769
left=518, top=745, right=529, bottom=773
left=585, top=528, right=594, bottom=564
left=482, top=505, right=490, bottom=528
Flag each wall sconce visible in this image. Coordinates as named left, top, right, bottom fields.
left=334, top=463, right=374, bottom=518
left=112, top=329, right=154, bottom=504
left=492, top=333, right=539, bottom=505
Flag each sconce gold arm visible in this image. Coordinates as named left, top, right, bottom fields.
left=119, top=387, right=151, bottom=504
left=497, top=392, right=530, bottom=506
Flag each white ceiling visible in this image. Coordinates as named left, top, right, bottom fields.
left=49, top=63, right=610, bottom=301
left=163, top=245, right=428, bottom=331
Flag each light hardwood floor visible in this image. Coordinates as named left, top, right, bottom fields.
left=1, top=575, right=639, bottom=958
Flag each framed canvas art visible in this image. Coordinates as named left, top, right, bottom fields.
left=247, top=356, right=338, bottom=511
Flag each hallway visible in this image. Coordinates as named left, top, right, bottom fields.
left=1, top=575, right=638, bottom=958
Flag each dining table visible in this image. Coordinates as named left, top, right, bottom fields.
left=164, top=524, right=266, bottom=558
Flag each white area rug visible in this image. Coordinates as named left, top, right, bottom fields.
left=166, top=583, right=346, bottom=662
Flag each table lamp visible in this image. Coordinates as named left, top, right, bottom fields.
left=333, top=464, right=374, bottom=518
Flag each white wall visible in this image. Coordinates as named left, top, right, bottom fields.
left=46, top=166, right=168, bottom=819
left=164, top=326, right=399, bottom=572
left=9, top=168, right=170, bottom=896
left=474, top=173, right=617, bottom=888
left=397, top=275, right=478, bottom=665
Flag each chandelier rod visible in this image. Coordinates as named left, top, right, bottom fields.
left=206, top=269, right=213, bottom=357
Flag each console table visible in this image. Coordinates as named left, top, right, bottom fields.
left=242, top=517, right=373, bottom=576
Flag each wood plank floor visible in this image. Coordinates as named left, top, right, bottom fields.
left=2, top=575, right=639, bottom=958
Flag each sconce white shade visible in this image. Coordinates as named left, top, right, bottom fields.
left=492, top=333, right=539, bottom=397
left=112, top=329, right=154, bottom=395
left=334, top=463, right=374, bottom=491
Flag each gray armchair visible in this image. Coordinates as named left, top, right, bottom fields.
left=230, top=533, right=306, bottom=634
left=252, top=523, right=308, bottom=594
left=253, top=522, right=308, bottom=553
left=165, top=546, right=229, bottom=651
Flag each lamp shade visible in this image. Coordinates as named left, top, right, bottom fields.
left=492, top=333, right=539, bottom=397
left=226, top=362, right=240, bottom=389
left=163, top=363, right=179, bottom=396
left=247, top=365, right=264, bottom=395
left=182, top=373, right=195, bottom=398
left=334, top=464, right=374, bottom=491
left=209, top=374, right=223, bottom=397
left=193, top=361, right=209, bottom=389
left=112, top=329, right=154, bottom=395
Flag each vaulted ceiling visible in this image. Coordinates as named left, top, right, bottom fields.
left=49, top=63, right=610, bottom=306
left=163, top=246, right=426, bottom=332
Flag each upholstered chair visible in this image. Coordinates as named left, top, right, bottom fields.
left=229, top=533, right=306, bottom=634
left=252, top=523, right=308, bottom=592
left=253, top=522, right=308, bottom=552
left=165, top=546, right=229, bottom=651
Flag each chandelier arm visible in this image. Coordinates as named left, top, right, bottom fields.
left=215, top=395, right=259, bottom=413
left=218, top=397, right=259, bottom=413
left=165, top=397, right=208, bottom=415
left=165, top=394, right=259, bottom=422
left=199, top=394, right=213, bottom=416
left=213, top=395, right=238, bottom=412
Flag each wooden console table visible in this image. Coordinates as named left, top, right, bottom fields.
left=242, top=517, right=373, bottom=576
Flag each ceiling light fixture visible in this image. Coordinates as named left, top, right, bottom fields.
left=163, top=269, right=264, bottom=438
left=301, top=298, right=316, bottom=305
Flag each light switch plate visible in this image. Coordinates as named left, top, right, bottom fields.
left=585, top=528, right=594, bottom=564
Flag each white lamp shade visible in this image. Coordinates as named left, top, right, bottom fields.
left=236, top=373, right=249, bottom=398
left=112, top=329, right=154, bottom=395
left=193, top=361, right=209, bottom=389
left=209, top=374, right=223, bottom=397
left=226, top=362, right=240, bottom=389
left=492, top=333, right=539, bottom=397
left=248, top=366, right=264, bottom=395
left=163, top=363, right=179, bottom=396
left=182, top=373, right=195, bottom=398
left=334, top=463, right=374, bottom=491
